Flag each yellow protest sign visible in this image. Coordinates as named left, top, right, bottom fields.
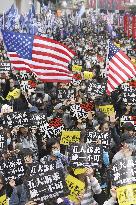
left=73, top=168, right=87, bottom=175
left=66, top=174, right=85, bottom=203
left=98, top=105, right=114, bottom=116
left=60, top=131, right=80, bottom=145
left=117, top=184, right=136, bottom=205
left=6, top=88, right=21, bottom=101
left=0, top=194, right=8, bottom=205
left=72, top=65, right=82, bottom=72
left=84, top=71, right=94, bottom=80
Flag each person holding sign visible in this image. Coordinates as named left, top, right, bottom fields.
left=68, top=167, right=102, bottom=205
left=103, top=187, right=117, bottom=205
left=40, top=138, right=68, bottom=170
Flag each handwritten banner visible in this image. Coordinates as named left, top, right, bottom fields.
left=72, top=65, right=82, bottom=72
left=66, top=174, right=85, bottom=203
left=117, top=184, right=136, bottom=205
left=98, top=105, right=114, bottom=116
left=60, top=131, right=80, bottom=145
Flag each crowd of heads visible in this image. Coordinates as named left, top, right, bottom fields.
left=0, top=4, right=135, bottom=205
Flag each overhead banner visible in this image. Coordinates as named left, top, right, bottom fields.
left=117, top=184, right=136, bottom=205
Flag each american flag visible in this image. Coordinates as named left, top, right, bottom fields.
left=106, top=41, right=136, bottom=95
left=2, top=30, right=76, bottom=82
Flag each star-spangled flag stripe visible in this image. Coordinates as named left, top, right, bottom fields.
left=2, top=30, right=76, bottom=83
left=106, top=41, right=136, bottom=95
left=9, top=54, right=72, bottom=76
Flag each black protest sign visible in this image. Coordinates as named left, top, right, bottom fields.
left=3, top=112, right=29, bottom=127
left=29, top=113, right=47, bottom=126
left=49, top=117, right=65, bottom=137
left=0, top=132, right=7, bottom=151
left=85, top=130, right=111, bottom=149
left=57, top=88, right=76, bottom=100
left=3, top=113, right=13, bottom=128
left=70, top=104, right=88, bottom=119
left=127, top=49, right=136, bottom=57
left=67, top=88, right=76, bottom=99
left=88, top=81, right=106, bottom=96
left=39, top=121, right=54, bottom=138
left=68, top=143, right=103, bottom=168
left=5, top=155, right=25, bottom=181
left=121, top=83, right=136, bottom=105
left=25, top=169, right=69, bottom=203
left=29, top=162, right=56, bottom=177
left=0, top=61, right=11, bottom=72
left=120, top=116, right=136, bottom=130
left=57, top=88, right=67, bottom=100
left=111, top=156, right=136, bottom=187
left=0, top=159, right=6, bottom=176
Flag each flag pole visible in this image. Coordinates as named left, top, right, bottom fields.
left=105, top=39, right=110, bottom=78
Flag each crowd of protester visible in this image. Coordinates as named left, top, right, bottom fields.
left=0, top=4, right=135, bottom=205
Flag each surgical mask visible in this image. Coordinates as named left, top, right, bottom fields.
left=52, top=149, right=61, bottom=157
left=7, top=138, right=11, bottom=145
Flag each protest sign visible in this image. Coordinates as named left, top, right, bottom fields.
left=0, top=61, right=11, bottom=72
left=66, top=175, right=85, bottom=203
left=57, top=88, right=67, bottom=100
left=117, top=184, right=136, bottom=205
left=3, top=112, right=29, bottom=128
left=120, top=116, right=136, bottom=130
left=121, top=83, right=136, bottom=105
left=72, top=65, right=82, bottom=72
left=60, top=131, right=80, bottom=145
left=85, top=130, right=111, bottom=149
left=98, top=105, right=114, bottom=116
left=68, top=143, right=103, bottom=168
left=88, top=81, right=106, bottom=96
left=70, top=104, right=88, bottom=119
left=80, top=102, right=94, bottom=112
left=25, top=169, right=69, bottom=203
left=83, top=71, right=94, bottom=80
left=49, top=117, right=64, bottom=137
left=29, top=162, right=56, bottom=176
left=29, top=113, right=47, bottom=127
left=0, top=132, right=7, bottom=152
left=5, top=155, right=25, bottom=181
left=0, top=194, right=8, bottom=205
left=111, top=156, right=136, bottom=187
